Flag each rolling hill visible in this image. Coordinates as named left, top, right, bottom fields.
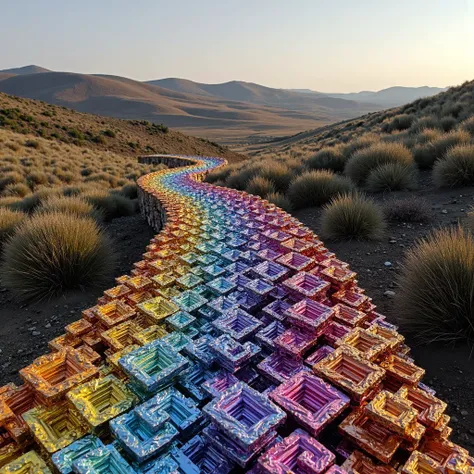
left=0, top=65, right=51, bottom=75
left=0, top=69, right=381, bottom=145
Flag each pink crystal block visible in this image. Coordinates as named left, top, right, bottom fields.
left=283, top=273, right=330, bottom=301
left=270, top=373, right=350, bottom=436
left=258, top=429, right=335, bottom=474
left=274, top=328, right=318, bottom=359
left=286, top=299, right=335, bottom=333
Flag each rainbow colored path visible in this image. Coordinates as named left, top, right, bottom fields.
left=0, top=155, right=471, bottom=474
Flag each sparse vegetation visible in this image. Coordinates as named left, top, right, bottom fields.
left=246, top=176, right=275, bottom=198
left=266, top=192, right=293, bottom=212
left=397, top=226, right=474, bottom=343
left=383, top=198, right=433, bottom=223
left=321, top=192, right=386, bottom=240
left=366, top=162, right=418, bottom=192
left=345, top=142, right=413, bottom=186
left=0, top=208, right=25, bottom=244
left=287, top=170, right=355, bottom=209
left=433, top=144, right=474, bottom=187
left=307, top=146, right=346, bottom=172
left=2, top=212, right=115, bottom=301
left=38, top=195, right=101, bottom=220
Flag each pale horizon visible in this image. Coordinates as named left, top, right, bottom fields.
left=1, top=0, right=473, bottom=93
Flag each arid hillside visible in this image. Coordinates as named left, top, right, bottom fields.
left=0, top=92, right=244, bottom=162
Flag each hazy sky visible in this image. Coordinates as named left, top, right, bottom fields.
left=1, top=0, right=473, bottom=92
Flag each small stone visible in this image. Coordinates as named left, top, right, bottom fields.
left=28, top=326, right=36, bottom=331
left=461, top=410, right=469, bottom=416
left=451, top=416, right=459, bottom=423
left=384, top=290, right=396, bottom=298
left=45, top=323, right=51, bottom=328
left=384, top=261, right=392, bottom=267
left=441, top=209, right=448, bottom=214
left=32, top=331, right=41, bottom=336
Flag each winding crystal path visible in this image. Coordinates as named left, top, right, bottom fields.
left=0, top=155, right=472, bottom=473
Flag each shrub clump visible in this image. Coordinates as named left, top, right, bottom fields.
left=2, top=212, right=115, bottom=301
left=258, top=162, right=293, bottom=192
left=460, top=116, right=474, bottom=135
left=0, top=208, right=25, bottom=244
left=83, top=191, right=137, bottom=220
left=246, top=176, right=275, bottom=198
left=382, top=114, right=414, bottom=133
left=345, top=143, right=413, bottom=186
left=383, top=198, right=433, bottom=223
left=397, top=226, right=474, bottom=343
left=366, top=163, right=418, bottom=192
left=321, top=192, right=386, bottom=240
left=38, top=196, right=101, bottom=220
left=307, top=147, right=346, bottom=173
left=433, top=144, right=474, bottom=187
left=265, top=192, right=293, bottom=212
left=413, top=130, right=470, bottom=169
left=287, top=170, right=355, bottom=209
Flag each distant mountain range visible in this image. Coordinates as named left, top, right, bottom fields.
left=0, top=65, right=446, bottom=144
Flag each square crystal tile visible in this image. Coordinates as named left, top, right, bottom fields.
left=0, top=451, right=52, bottom=473
left=110, top=410, right=178, bottom=463
left=335, top=328, right=390, bottom=361
left=339, top=409, right=402, bottom=464
left=119, top=340, right=188, bottom=394
left=209, top=334, right=260, bottom=373
left=94, top=301, right=136, bottom=328
left=20, top=349, right=99, bottom=405
left=333, top=304, right=367, bottom=328
left=286, top=298, right=334, bottom=333
left=257, top=352, right=308, bottom=385
left=256, top=321, right=286, bottom=350
left=323, top=321, right=352, bottom=347
left=332, top=289, right=369, bottom=311
left=212, top=308, right=262, bottom=342
left=166, top=311, right=196, bottom=332
left=245, top=278, right=274, bottom=297
left=270, top=373, right=350, bottom=436
left=150, top=273, right=176, bottom=288
left=256, top=248, right=287, bottom=262
left=101, top=321, right=141, bottom=353
left=137, top=297, right=179, bottom=324
left=225, top=260, right=251, bottom=275
left=72, top=445, right=135, bottom=474
left=395, top=385, right=447, bottom=428
left=52, top=435, right=104, bottom=474
left=132, top=325, right=168, bottom=345
left=276, top=251, right=315, bottom=272
left=207, top=295, right=240, bottom=316
left=283, top=272, right=330, bottom=300
left=67, top=375, right=137, bottom=428
left=172, top=290, right=208, bottom=313
left=176, top=273, right=204, bottom=290
left=125, top=275, right=153, bottom=292
left=274, top=327, right=318, bottom=359
left=305, top=345, right=334, bottom=367
left=201, top=370, right=239, bottom=398
left=202, top=263, right=226, bottom=280
left=206, top=277, right=236, bottom=296
left=341, top=451, right=397, bottom=474
left=366, top=324, right=405, bottom=351
left=174, top=435, right=233, bottom=474
left=251, top=261, right=289, bottom=283
left=320, top=266, right=357, bottom=287
left=228, top=273, right=252, bottom=291
left=183, top=335, right=216, bottom=368
left=314, top=347, right=385, bottom=402
left=137, top=387, right=201, bottom=433
left=126, top=290, right=155, bottom=308
left=196, top=253, right=219, bottom=266
left=65, top=319, right=92, bottom=338
left=402, top=451, right=444, bottom=474
left=365, top=390, right=418, bottom=436
left=258, top=429, right=335, bottom=474
left=380, top=355, right=425, bottom=385
left=262, top=299, right=291, bottom=322
left=103, top=285, right=131, bottom=301
left=22, top=402, right=87, bottom=453
left=203, top=382, right=286, bottom=451
left=136, top=455, right=179, bottom=474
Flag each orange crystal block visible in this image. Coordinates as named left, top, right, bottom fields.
left=314, top=347, right=385, bottom=402
left=402, top=451, right=444, bottom=474
left=342, top=450, right=397, bottom=474
left=381, top=355, right=425, bottom=386
left=336, top=328, right=389, bottom=361
left=94, top=301, right=136, bottom=328
left=20, top=349, right=99, bottom=405
left=339, top=409, right=402, bottom=463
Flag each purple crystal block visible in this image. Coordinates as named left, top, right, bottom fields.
left=256, top=321, right=286, bottom=350
left=201, top=370, right=240, bottom=398
left=305, top=345, right=335, bottom=367
left=258, top=429, right=336, bottom=474
left=203, top=382, right=286, bottom=452
left=212, top=308, right=262, bottom=341
left=257, top=352, right=309, bottom=384
left=245, top=278, right=274, bottom=298
left=252, top=261, right=289, bottom=283
left=274, top=327, right=318, bottom=359
left=262, top=300, right=291, bottom=322
left=269, top=373, right=350, bottom=436
left=285, top=299, right=334, bottom=333
left=209, top=334, right=261, bottom=373
left=183, top=335, right=216, bottom=368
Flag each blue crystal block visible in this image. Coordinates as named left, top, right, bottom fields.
left=208, top=334, right=260, bottom=373
left=73, top=445, right=137, bottom=474
left=119, top=340, right=189, bottom=394
left=166, top=311, right=196, bottom=332
left=183, top=334, right=215, bottom=368
left=206, top=277, right=236, bottom=296
left=212, top=308, right=262, bottom=342
left=135, top=455, right=179, bottom=474
left=161, top=332, right=192, bottom=352
left=201, top=370, right=239, bottom=398
left=52, top=435, right=104, bottom=474
left=178, top=362, right=213, bottom=403
left=110, top=410, right=178, bottom=463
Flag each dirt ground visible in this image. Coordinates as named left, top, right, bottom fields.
left=296, top=171, right=474, bottom=450
left=1, top=174, right=473, bottom=450
left=0, top=214, right=155, bottom=385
